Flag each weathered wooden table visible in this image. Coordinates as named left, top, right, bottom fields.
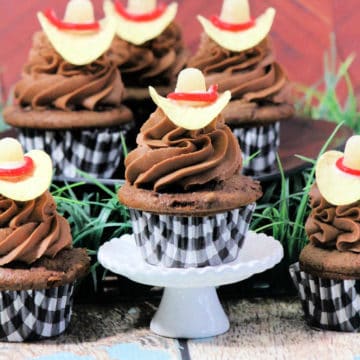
left=2, top=296, right=360, bottom=360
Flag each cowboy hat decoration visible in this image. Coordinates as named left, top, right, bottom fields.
left=149, top=68, right=231, bottom=130
left=197, top=0, right=276, bottom=52
left=316, top=135, right=360, bottom=206
left=104, top=0, right=178, bottom=45
left=37, top=0, right=116, bottom=66
left=0, top=138, right=52, bottom=202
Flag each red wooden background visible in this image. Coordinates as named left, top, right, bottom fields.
left=0, top=0, right=359, bottom=100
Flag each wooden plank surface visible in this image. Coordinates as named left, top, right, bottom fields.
left=1, top=1, right=360, bottom=98
left=1, top=297, right=360, bottom=360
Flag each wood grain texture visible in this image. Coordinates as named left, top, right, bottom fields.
left=333, top=0, right=360, bottom=95
left=1, top=298, right=360, bottom=359
left=0, top=299, right=182, bottom=360
left=0, top=0, right=360, bottom=99
left=188, top=298, right=360, bottom=360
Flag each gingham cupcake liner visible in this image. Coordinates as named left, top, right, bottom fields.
left=0, top=283, right=74, bottom=342
left=18, top=125, right=132, bottom=178
left=232, top=122, right=280, bottom=176
left=129, top=203, right=256, bottom=268
left=289, top=262, right=360, bottom=332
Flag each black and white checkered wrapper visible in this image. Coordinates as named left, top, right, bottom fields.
left=129, top=203, right=256, bottom=268
left=232, top=122, right=280, bottom=176
left=17, top=125, right=131, bottom=178
left=289, top=262, right=360, bottom=332
left=0, top=283, right=74, bottom=342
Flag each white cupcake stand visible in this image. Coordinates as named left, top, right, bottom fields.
left=98, top=231, right=283, bottom=339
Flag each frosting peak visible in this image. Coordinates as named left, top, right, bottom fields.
left=305, top=184, right=360, bottom=252
left=188, top=35, right=294, bottom=123
left=0, top=191, right=72, bottom=266
left=125, top=108, right=241, bottom=192
left=108, top=22, right=186, bottom=88
left=15, top=32, right=124, bottom=112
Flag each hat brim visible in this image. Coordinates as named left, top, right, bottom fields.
left=149, top=86, right=231, bottom=130
left=37, top=12, right=116, bottom=65
left=0, top=150, right=52, bottom=202
left=104, top=1, right=177, bottom=45
left=316, top=150, right=360, bottom=206
left=198, top=7, right=276, bottom=52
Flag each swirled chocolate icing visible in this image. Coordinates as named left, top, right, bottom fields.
left=305, top=184, right=360, bottom=252
left=125, top=108, right=242, bottom=192
left=109, top=23, right=187, bottom=87
left=14, top=32, right=125, bottom=112
left=0, top=191, right=72, bottom=266
left=188, top=35, right=293, bottom=121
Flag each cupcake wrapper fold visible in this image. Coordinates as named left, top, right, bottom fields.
left=18, top=125, right=132, bottom=178
left=130, top=203, right=256, bottom=268
left=0, top=283, right=74, bottom=342
left=289, top=262, right=360, bottom=332
left=233, top=122, right=280, bottom=176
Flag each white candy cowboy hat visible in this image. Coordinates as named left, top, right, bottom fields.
left=0, top=138, right=52, bottom=202
left=149, top=68, right=231, bottom=130
left=197, top=0, right=275, bottom=52
left=104, top=0, right=178, bottom=45
left=316, top=135, right=360, bottom=206
left=37, top=0, right=116, bottom=65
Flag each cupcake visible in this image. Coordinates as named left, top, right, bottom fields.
left=104, top=0, right=188, bottom=130
left=118, top=68, right=262, bottom=268
left=188, top=0, right=294, bottom=175
left=4, top=0, right=134, bottom=179
left=290, top=135, right=360, bottom=332
left=0, top=138, right=89, bottom=341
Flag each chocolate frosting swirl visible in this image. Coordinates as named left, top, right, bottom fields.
left=125, top=108, right=242, bottom=192
left=109, top=23, right=187, bottom=87
left=14, top=32, right=125, bottom=111
left=305, top=184, right=360, bottom=252
left=0, top=191, right=72, bottom=266
left=188, top=35, right=293, bottom=111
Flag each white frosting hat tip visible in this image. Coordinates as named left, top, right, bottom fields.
left=175, top=68, right=207, bottom=93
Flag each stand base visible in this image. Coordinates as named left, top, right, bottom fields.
left=151, top=287, right=229, bottom=339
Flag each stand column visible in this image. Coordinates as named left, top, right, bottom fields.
left=150, top=287, right=229, bottom=338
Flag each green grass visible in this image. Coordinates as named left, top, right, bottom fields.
left=251, top=122, right=344, bottom=265
left=251, top=36, right=360, bottom=264
left=296, top=34, right=360, bottom=133
left=0, top=94, right=5, bottom=132
left=51, top=174, right=131, bottom=291
left=0, top=71, right=10, bottom=132
left=251, top=35, right=359, bottom=267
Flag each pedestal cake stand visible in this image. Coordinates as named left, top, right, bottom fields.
left=98, top=231, right=283, bottom=338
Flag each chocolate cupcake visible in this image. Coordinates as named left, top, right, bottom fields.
left=188, top=0, right=294, bottom=175
left=0, top=138, right=89, bottom=341
left=290, top=136, right=360, bottom=331
left=104, top=0, right=188, bottom=131
left=118, top=68, right=262, bottom=268
left=4, top=0, right=134, bottom=179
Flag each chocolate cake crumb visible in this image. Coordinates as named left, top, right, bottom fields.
left=0, top=248, right=90, bottom=291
